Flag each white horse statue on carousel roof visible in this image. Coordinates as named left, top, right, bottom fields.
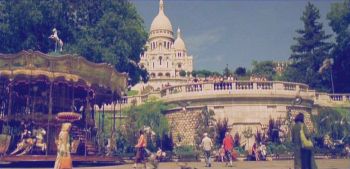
left=49, top=28, right=64, bottom=52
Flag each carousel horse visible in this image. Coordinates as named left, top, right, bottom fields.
left=33, top=128, right=47, bottom=152
left=10, top=129, right=34, bottom=156
left=49, top=28, right=64, bottom=52
left=10, top=128, right=47, bottom=156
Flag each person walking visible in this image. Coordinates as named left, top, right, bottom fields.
left=134, top=130, right=147, bottom=169
left=223, top=132, right=234, bottom=167
left=54, top=123, right=72, bottom=169
left=292, top=113, right=318, bottom=169
left=201, top=133, right=213, bottom=167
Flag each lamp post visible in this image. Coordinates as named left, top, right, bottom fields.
left=319, top=58, right=334, bottom=93
left=286, top=96, right=302, bottom=139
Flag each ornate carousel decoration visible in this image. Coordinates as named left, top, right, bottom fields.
left=0, top=50, right=127, bottom=158
left=56, top=112, right=81, bottom=122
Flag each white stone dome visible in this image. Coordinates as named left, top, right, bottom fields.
left=149, top=0, right=173, bottom=40
left=150, top=13, right=172, bottom=33
left=174, top=28, right=186, bottom=51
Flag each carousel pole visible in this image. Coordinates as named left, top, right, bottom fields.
left=102, top=104, right=105, bottom=154
left=7, top=80, right=13, bottom=128
left=119, top=98, right=122, bottom=128
left=84, top=96, right=88, bottom=157
left=98, top=106, right=101, bottom=129
left=113, top=101, right=116, bottom=132
left=102, top=105, right=105, bottom=132
left=47, top=80, right=53, bottom=156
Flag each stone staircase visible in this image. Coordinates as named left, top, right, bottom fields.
left=70, top=126, right=97, bottom=155
left=86, top=141, right=97, bottom=155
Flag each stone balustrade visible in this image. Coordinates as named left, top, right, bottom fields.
left=313, top=92, right=350, bottom=107
left=160, top=81, right=312, bottom=101
left=105, top=81, right=350, bottom=111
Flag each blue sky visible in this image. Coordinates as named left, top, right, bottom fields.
left=131, top=0, right=340, bottom=72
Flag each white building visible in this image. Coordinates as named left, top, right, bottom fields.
left=140, top=0, right=193, bottom=80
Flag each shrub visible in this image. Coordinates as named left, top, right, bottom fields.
left=234, top=132, right=241, bottom=147
left=266, top=142, right=293, bottom=156
left=215, top=118, right=230, bottom=146
left=127, top=90, right=139, bottom=96
left=174, top=145, right=199, bottom=161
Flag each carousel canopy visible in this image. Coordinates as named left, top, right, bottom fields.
left=0, top=50, right=127, bottom=96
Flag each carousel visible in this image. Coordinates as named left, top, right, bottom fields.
left=0, top=50, right=127, bottom=163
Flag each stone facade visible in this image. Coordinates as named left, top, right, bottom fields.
left=165, top=108, right=201, bottom=146
left=165, top=104, right=314, bottom=149
left=139, top=0, right=193, bottom=80
left=112, top=81, right=349, bottom=149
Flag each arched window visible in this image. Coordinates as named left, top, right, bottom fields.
left=159, top=56, right=162, bottom=65
left=178, top=63, right=182, bottom=68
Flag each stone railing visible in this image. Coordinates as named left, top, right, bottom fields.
left=106, top=81, right=350, bottom=110
left=160, top=81, right=311, bottom=100
left=314, top=92, right=350, bottom=107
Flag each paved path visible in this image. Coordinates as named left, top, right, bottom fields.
left=79, top=159, right=350, bottom=169
left=1, top=159, right=349, bottom=169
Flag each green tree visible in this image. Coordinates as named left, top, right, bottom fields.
left=195, top=106, right=216, bottom=146
left=123, top=98, right=170, bottom=150
left=191, top=70, right=197, bottom=77
left=327, top=0, right=350, bottom=92
left=313, top=107, right=350, bottom=142
left=282, top=2, right=333, bottom=91
left=192, top=69, right=221, bottom=78
left=234, top=132, right=241, bottom=147
left=251, top=60, right=276, bottom=80
left=234, top=67, right=246, bottom=77
left=0, top=0, right=148, bottom=85
left=223, top=64, right=233, bottom=77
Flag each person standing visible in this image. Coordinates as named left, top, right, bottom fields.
left=292, top=113, right=318, bottom=169
left=54, top=123, right=72, bottom=169
left=345, top=144, right=350, bottom=159
left=223, top=132, right=234, bottom=167
left=134, top=130, right=146, bottom=169
left=201, top=133, right=213, bottom=167
left=252, top=143, right=260, bottom=161
left=259, top=143, right=267, bottom=161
